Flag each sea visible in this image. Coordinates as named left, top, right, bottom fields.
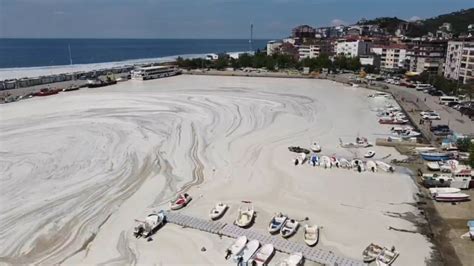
left=0, top=39, right=269, bottom=69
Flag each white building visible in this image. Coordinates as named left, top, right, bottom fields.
left=267, top=40, right=283, bottom=56
left=335, top=39, right=372, bottom=58
left=298, top=42, right=332, bottom=60
left=459, top=42, right=474, bottom=84
left=371, top=45, right=408, bottom=71
left=445, top=41, right=474, bottom=84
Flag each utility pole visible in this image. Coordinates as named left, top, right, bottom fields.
left=249, top=24, right=253, bottom=52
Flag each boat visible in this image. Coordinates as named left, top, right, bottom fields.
left=288, top=146, right=310, bottom=154
left=362, top=243, right=384, bottom=263
left=210, top=202, right=228, bottom=220
left=351, top=159, right=365, bottom=172
left=378, top=118, right=408, bottom=124
left=296, top=153, right=307, bottom=165
left=426, top=162, right=441, bottom=171
left=375, top=161, right=394, bottom=172
left=248, top=243, right=275, bottom=265
left=393, top=130, right=421, bottom=138
left=468, top=220, right=474, bottom=240
left=366, top=160, right=377, bottom=172
left=87, top=78, right=117, bottom=88
left=439, top=160, right=460, bottom=173
left=420, top=152, right=452, bottom=161
left=320, top=156, right=331, bottom=168
left=309, top=153, right=319, bottom=166
left=414, top=147, right=437, bottom=153
left=330, top=156, right=340, bottom=167
left=234, top=239, right=260, bottom=264
left=375, top=247, right=399, bottom=266
left=235, top=205, right=255, bottom=227
left=133, top=210, right=166, bottom=238
left=340, top=137, right=372, bottom=148
left=310, top=141, right=321, bottom=152
left=131, top=65, right=181, bottom=80
left=390, top=126, right=414, bottom=133
left=364, top=150, right=375, bottom=158
left=339, top=158, right=351, bottom=168
left=303, top=224, right=319, bottom=246
left=434, top=193, right=470, bottom=202
left=281, top=219, right=299, bottom=238
left=268, top=213, right=288, bottom=234
left=429, top=187, right=461, bottom=196
left=33, top=88, right=60, bottom=96
left=170, top=193, right=192, bottom=210
left=63, top=85, right=80, bottom=92
left=226, top=236, right=248, bottom=260
left=278, top=252, right=303, bottom=266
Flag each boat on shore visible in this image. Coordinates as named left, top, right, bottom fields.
left=133, top=210, right=166, bottom=238
left=303, top=224, right=319, bottom=246
left=375, top=247, right=399, bottom=266
left=468, top=220, right=474, bottom=240
left=249, top=243, right=275, bottom=265
left=234, top=239, right=260, bottom=264
left=281, top=219, right=299, bottom=238
left=226, top=236, right=248, bottom=260
left=34, top=88, right=60, bottom=96
left=375, top=161, right=394, bottom=172
left=210, top=202, right=228, bottom=220
left=310, top=141, right=321, bottom=152
left=429, top=187, right=461, bottom=196
left=362, top=243, right=383, bottom=263
left=364, top=150, right=375, bottom=158
left=434, top=193, right=470, bottom=202
left=420, top=152, right=452, bottom=161
left=427, top=162, right=441, bottom=171
left=170, top=193, right=192, bottom=210
left=235, top=205, right=255, bottom=227
left=278, top=252, right=303, bottom=266
left=340, top=137, right=372, bottom=148
left=268, top=213, right=287, bottom=234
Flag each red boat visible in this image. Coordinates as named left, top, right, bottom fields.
left=379, top=118, right=408, bottom=125
left=169, top=193, right=192, bottom=210
left=33, top=88, right=61, bottom=96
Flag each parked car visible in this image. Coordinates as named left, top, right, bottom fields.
left=423, top=113, right=441, bottom=120
left=420, top=110, right=438, bottom=116
left=433, top=128, right=452, bottom=136
left=430, top=124, right=450, bottom=132
left=428, top=90, right=443, bottom=96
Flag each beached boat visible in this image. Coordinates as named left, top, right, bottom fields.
left=468, top=220, right=474, bottom=240
left=426, top=162, right=441, bottom=171
left=226, top=236, right=248, bottom=260
left=278, top=252, right=303, bottom=266
left=351, top=159, right=365, bottom=172
left=364, top=150, right=375, bottom=158
left=303, top=224, right=319, bottom=246
left=375, top=161, right=394, bottom=172
left=339, top=158, right=351, bottom=168
left=288, top=146, right=310, bottom=154
left=170, top=193, right=192, bottom=210
left=234, top=239, right=260, bottom=264
left=297, top=153, right=306, bottom=165
left=248, top=243, right=275, bottom=265
left=268, top=213, right=288, bottom=234
left=320, top=156, right=331, bottom=168
left=340, top=137, right=372, bottom=148
left=362, top=243, right=384, bottom=263
left=420, top=152, right=452, bottom=161
left=375, top=247, right=399, bottom=266
left=378, top=118, right=408, bottom=125
left=310, top=142, right=321, bottom=153
left=366, top=160, right=377, bottom=172
left=434, top=193, right=470, bottom=202
left=309, top=153, right=319, bottom=166
left=281, top=219, right=299, bottom=238
left=133, top=210, right=166, bottom=238
left=330, top=156, right=340, bottom=167
left=439, top=160, right=460, bottom=173
left=209, top=202, right=228, bottom=220
left=63, top=85, right=80, bottom=92
left=34, top=88, right=60, bottom=96
left=414, top=147, right=437, bottom=153
left=429, top=187, right=461, bottom=196
left=235, top=205, right=255, bottom=227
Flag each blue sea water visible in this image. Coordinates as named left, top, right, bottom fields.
left=0, top=39, right=269, bottom=69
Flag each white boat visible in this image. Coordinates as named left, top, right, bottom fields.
left=303, top=224, right=319, bottom=246
left=170, top=193, right=192, bottom=210
left=429, top=187, right=461, bottom=196
left=226, top=236, right=248, bottom=260
left=414, top=147, right=437, bottom=153
left=364, top=150, right=376, bottom=158
left=249, top=243, right=275, bottom=265
left=426, top=162, right=441, bottom=171
left=330, top=156, right=340, bottom=167
left=366, top=160, right=377, bottom=172
left=268, top=213, right=288, bottom=234
left=375, top=247, right=399, bottom=266
left=434, top=193, right=470, bottom=202
left=235, top=239, right=260, bottom=264
left=352, top=159, right=365, bottom=172
left=278, top=252, right=303, bottom=266
left=281, top=219, right=299, bottom=238
left=339, top=158, right=351, bottom=168
left=320, top=156, right=331, bottom=168
left=340, top=137, right=372, bottom=148
left=439, top=160, right=459, bottom=173
left=310, top=141, right=321, bottom=152
left=294, top=152, right=307, bottom=166
left=375, top=161, right=394, bottom=172
left=362, top=243, right=384, bottom=263
left=133, top=210, right=166, bottom=238
left=235, top=205, right=255, bottom=227
left=210, top=202, right=228, bottom=220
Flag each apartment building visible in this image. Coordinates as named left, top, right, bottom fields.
left=298, top=41, right=332, bottom=60
left=405, top=40, right=447, bottom=74
left=459, top=41, right=474, bottom=84
left=371, top=44, right=408, bottom=72
left=335, top=39, right=372, bottom=58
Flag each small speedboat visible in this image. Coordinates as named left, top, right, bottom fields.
left=303, top=224, right=319, bottom=246
left=340, top=137, right=372, bottom=148
left=362, top=243, right=384, bottom=263
left=320, top=156, right=331, bottom=168
left=281, top=219, right=299, bottom=238
left=249, top=243, right=275, bottom=265
left=429, top=187, right=461, bottom=196
left=310, top=142, right=321, bottom=152
left=364, top=150, right=376, bottom=158
left=366, top=160, right=377, bottom=172
left=376, top=161, right=394, bottom=172
left=309, top=153, right=319, bottom=166
left=426, top=162, right=441, bottom=171
left=420, top=152, right=452, bottom=161
left=210, top=202, right=228, bottom=220
left=339, top=158, right=351, bottom=168
left=268, top=213, right=288, bottom=234
left=226, top=236, right=248, bottom=260
left=133, top=210, right=166, bottom=238
left=170, top=193, right=192, bottom=210
left=235, top=205, right=255, bottom=227
left=434, top=193, right=470, bottom=202
left=351, top=159, right=365, bottom=172
left=278, top=252, right=303, bottom=266
left=294, top=153, right=307, bottom=166
left=375, top=247, right=399, bottom=266
left=234, top=239, right=260, bottom=264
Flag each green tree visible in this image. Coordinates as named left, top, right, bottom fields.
left=468, top=143, right=474, bottom=168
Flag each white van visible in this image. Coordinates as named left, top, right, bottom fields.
left=439, top=96, right=459, bottom=105
left=416, top=84, right=433, bottom=91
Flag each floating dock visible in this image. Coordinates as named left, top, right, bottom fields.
left=166, top=212, right=364, bottom=266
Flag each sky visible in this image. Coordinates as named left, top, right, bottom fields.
left=0, top=0, right=472, bottom=39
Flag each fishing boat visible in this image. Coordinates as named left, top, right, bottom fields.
left=234, top=239, right=260, bottom=264
left=426, top=162, right=441, bottom=171
left=310, top=142, right=321, bottom=152
left=414, top=147, right=437, bottom=153
left=63, top=85, right=80, bottom=92
left=320, top=156, right=331, bottom=168
left=366, top=160, right=377, bottom=172
left=429, top=187, right=461, bottom=196
left=235, top=205, right=255, bottom=227
left=364, top=150, right=375, bottom=158
left=303, top=224, right=319, bottom=246
left=362, top=243, right=384, bottom=263
left=340, top=137, right=372, bottom=148
left=133, top=210, right=166, bottom=238
left=281, top=219, right=299, bottom=238
left=210, top=202, right=228, bottom=220
left=170, top=193, right=192, bottom=210
left=420, top=152, right=452, bottom=161
left=378, top=118, right=408, bottom=125
left=278, top=252, right=303, bottom=266
left=226, top=236, right=248, bottom=260
left=248, top=244, right=275, bottom=265
left=375, top=247, right=399, bottom=266
left=434, top=193, right=470, bottom=202
left=439, top=160, right=460, bottom=173
left=268, top=213, right=288, bottom=234
left=33, top=88, right=60, bottom=96
left=375, top=161, right=394, bottom=172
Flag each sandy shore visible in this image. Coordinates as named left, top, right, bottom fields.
left=0, top=75, right=432, bottom=265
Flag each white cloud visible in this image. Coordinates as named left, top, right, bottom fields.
left=330, top=19, right=347, bottom=26
left=408, top=16, right=421, bottom=22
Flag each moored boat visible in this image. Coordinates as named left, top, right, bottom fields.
left=278, top=252, right=303, bottom=266
left=303, top=224, right=319, bottom=246
left=375, top=247, right=399, bottom=266
left=210, top=202, right=228, bottom=220
left=235, top=205, right=255, bottom=227
left=133, top=210, right=166, bottom=238
left=434, top=193, right=470, bottom=202
left=226, top=235, right=248, bottom=260
left=362, top=243, right=383, bottom=263
left=268, top=212, right=287, bottom=234
left=281, top=219, right=299, bottom=238
left=249, top=243, right=275, bottom=265
left=170, top=193, right=192, bottom=210
left=34, top=88, right=61, bottom=96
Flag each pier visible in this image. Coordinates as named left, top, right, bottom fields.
left=165, top=212, right=364, bottom=266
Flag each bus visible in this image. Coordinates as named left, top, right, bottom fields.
left=131, top=66, right=181, bottom=80
left=439, top=96, right=459, bottom=105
